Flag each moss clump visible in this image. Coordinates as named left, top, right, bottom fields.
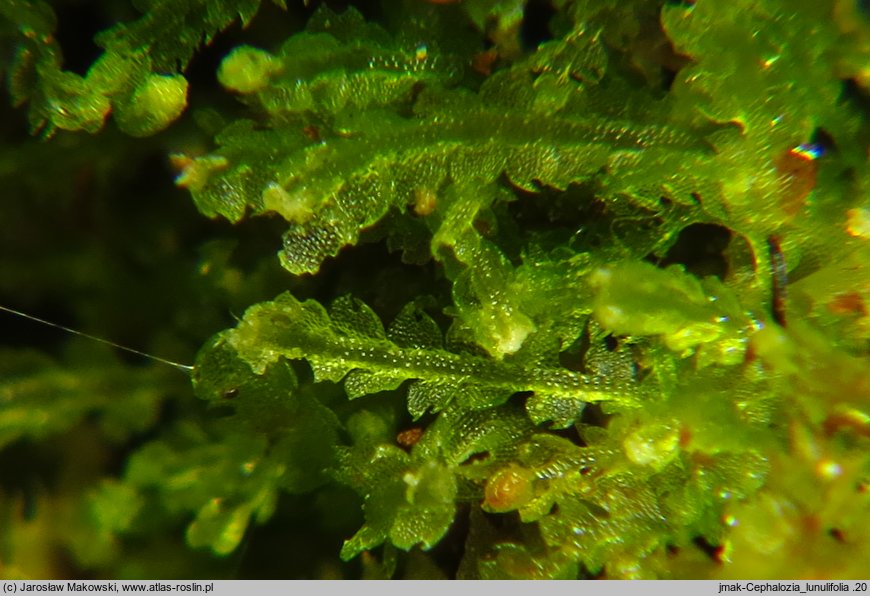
left=1, top=0, right=869, bottom=580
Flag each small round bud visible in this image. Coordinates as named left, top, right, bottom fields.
left=218, top=46, right=281, bottom=94
left=483, top=465, right=535, bottom=513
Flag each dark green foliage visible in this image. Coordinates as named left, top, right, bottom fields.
left=2, top=0, right=870, bottom=580
left=1, top=0, right=283, bottom=136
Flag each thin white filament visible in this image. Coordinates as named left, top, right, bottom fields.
left=0, top=304, right=194, bottom=374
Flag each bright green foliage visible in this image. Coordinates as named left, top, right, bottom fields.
left=334, top=400, right=533, bottom=559
left=185, top=12, right=703, bottom=248
left=3, top=0, right=870, bottom=581
left=204, top=292, right=644, bottom=422
left=0, top=0, right=284, bottom=136
left=217, top=46, right=282, bottom=94
left=591, top=261, right=751, bottom=363
left=179, top=3, right=710, bottom=361
left=335, top=446, right=457, bottom=558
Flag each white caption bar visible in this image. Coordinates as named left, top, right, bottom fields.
left=1, top=580, right=868, bottom=596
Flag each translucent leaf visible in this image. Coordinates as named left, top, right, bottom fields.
left=181, top=4, right=707, bottom=280
left=415, top=403, right=533, bottom=466
left=591, top=261, right=752, bottom=360
left=204, top=292, right=647, bottom=420
left=344, top=370, right=405, bottom=399
left=339, top=453, right=457, bottom=560
left=329, top=295, right=387, bottom=341
left=387, top=303, right=443, bottom=350
left=407, top=381, right=454, bottom=419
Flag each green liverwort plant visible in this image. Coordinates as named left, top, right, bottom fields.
left=1, top=0, right=869, bottom=580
